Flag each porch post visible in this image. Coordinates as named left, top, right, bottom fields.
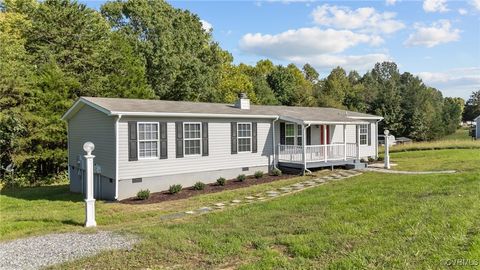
left=343, top=124, right=347, bottom=161
left=302, top=124, right=307, bottom=175
left=323, top=124, right=328, bottom=162
left=356, top=125, right=360, bottom=160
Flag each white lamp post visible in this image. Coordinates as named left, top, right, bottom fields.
left=83, top=142, right=96, bottom=227
left=384, top=130, right=390, bottom=169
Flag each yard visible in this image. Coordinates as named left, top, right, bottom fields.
left=1, top=137, right=480, bottom=268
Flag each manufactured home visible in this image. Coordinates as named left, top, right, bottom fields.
left=62, top=94, right=383, bottom=200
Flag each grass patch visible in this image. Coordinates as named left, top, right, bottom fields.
left=390, top=149, right=480, bottom=172
left=0, top=173, right=316, bottom=241
left=56, top=170, right=480, bottom=269
left=386, top=128, right=480, bottom=153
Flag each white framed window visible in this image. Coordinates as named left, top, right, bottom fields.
left=359, top=124, right=368, bottom=145
left=285, top=123, right=295, bottom=145
left=138, top=122, right=159, bottom=159
left=297, top=125, right=303, bottom=145
left=237, top=123, right=252, bottom=152
left=184, top=122, right=202, bottom=156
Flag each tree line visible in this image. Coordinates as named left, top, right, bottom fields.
left=0, top=0, right=467, bottom=185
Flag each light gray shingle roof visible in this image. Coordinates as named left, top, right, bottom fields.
left=70, top=97, right=382, bottom=123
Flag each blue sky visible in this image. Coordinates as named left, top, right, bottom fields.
left=82, top=0, right=479, bottom=99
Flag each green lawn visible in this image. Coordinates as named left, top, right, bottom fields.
left=54, top=171, right=480, bottom=269
left=386, top=128, right=480, bottom=153
left=390, top=149, right=480, bottom=172
left=0, top=173, right=316, bottom=241
left=2, top=147, right=480, bottom=269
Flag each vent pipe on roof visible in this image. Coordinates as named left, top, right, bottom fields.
left=235, top=92, right=250, bottom=110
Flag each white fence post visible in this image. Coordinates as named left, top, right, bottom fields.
left=83, top=142, right=96, bottom=228
left=384, top=130, right=391, bottom=169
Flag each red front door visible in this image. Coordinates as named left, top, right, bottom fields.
left=320, top=125, right=330, bottom=145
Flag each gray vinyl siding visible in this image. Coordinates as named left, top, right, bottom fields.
left=68, top=105, right=116, bottom=179
left=117, top=117, right=273, bottom=180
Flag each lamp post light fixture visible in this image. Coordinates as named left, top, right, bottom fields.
left=384, top=130, right=391, bottom=169
left=83, top=141, right=96, bottom=227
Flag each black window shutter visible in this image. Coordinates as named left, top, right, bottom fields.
left=202, top=122, right=209, bottom=156
left=231, top=122, right=237, bottom=154
left=306, top=126, right=311, bottom=145
left=175, top=122, right=183, bottom=158
left=280, top=122, right=285, bottom=145
left=159, top=122, right=168, bottom=159
left=368, top=124, right=372, bottom=146
left=128, top=121, right=138, bottom=161
left=252, top=122, right=257, bottom=153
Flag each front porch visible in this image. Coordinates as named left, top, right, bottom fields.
left=273, top=120, right=374, bottom=173
left=277, top=143, right=365, bottom=171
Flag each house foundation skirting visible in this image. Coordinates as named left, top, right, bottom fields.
left=117, top=165, right=270, bottom=200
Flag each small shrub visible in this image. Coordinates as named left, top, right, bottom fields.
left=216, top=177, right=226, bottom=186
left=169, top=184, right=182, bottom=194
left=137, top=189, right=150, bottom=200
left=254, top=171, right=264, bottom=179
left=271, top=168, right=282, bottom=176
left=193, top=181, right=206, bottom=190
left=237, top=174, right=246, bottom=182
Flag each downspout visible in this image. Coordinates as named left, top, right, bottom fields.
left=114, top=114, right=122, bottom=200
left=272, top=116, right=279, bottom=169
left=303, top=123, right=312, bottom=175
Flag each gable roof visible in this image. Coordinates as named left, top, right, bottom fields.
left=62, top=97, right=383, bottom=124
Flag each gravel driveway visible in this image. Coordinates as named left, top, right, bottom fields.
left=0, top=231, right=137, bottom=270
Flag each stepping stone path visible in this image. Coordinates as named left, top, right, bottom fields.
left=197, top=207, right=212, bottom=213
left=302, top=181, right=316, bottom=186
left=174, top=170, right=363, bottom=222
left=291, top=184, right=305, bottom=190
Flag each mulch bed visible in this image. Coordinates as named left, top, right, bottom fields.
left=121, top=173, right=298, bottom=205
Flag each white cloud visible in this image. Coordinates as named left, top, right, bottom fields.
left=404, top=20, right=460, bottom=48
left=471, top=0, right=480, bottom=10
left=239, top=27, right=383, bottom=58
left=386, top=0, right=397, bottom=6
left=423, top=0, right=449, bottom=13
left=458, top=8, right=468, bottom=15
left=418, top=67, right=480, bottom=98
left=287, top=54, right=392, bottom=72
left=200, top=20, right=212, bottom=32
left=311, top=4, right=405, bottom=34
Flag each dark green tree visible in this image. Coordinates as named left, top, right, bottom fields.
left=101, top=0, right=226, bottom=101
left=463, top=90, right=480, bottom=121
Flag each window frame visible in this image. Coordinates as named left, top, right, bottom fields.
left=183, top=122, right=202, bottom=157
left=285, top=123, right=295, bottom=146
left=359, top=124, right=368, bottom=145
left=237, top=122, right=252, bottom=153
left=297, top=124, right=303, bottom=146
left=137, top=122, right=160, bottom=160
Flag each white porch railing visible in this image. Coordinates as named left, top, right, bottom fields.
left=278, top=143, right=358, bottom=163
